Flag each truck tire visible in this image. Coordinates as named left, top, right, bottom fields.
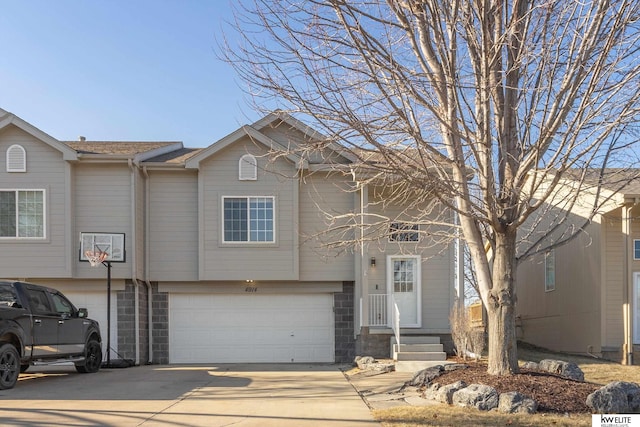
left=0, top=343, right=20, bottom=389
left=75, top=339, right=102, bottom=373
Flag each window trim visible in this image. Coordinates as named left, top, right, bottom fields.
left=221, top=196, right=276, bottom=244
left=544, top=250, right=555, bottom=292
left=6, top=144, right=26, bottom=173
left=0, top=189, right=46, bottom=239
left=238, top=154, right=257, bottom=181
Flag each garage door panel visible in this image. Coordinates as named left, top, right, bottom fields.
left=169, top=294, right=334, bottom=363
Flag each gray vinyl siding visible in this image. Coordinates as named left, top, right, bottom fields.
left=0, top=125, right=70, bottom=277
left=148, top=170, right=199, bottom=281
left=199, top=137, right=299, bottom=281
left=299, top=172, right=355, bottom=281
left=74, top=163, right=132, bottom=279
left=367, top=199, right=454, bottom=331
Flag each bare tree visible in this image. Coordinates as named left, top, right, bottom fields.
left=223, top=0, right=640, bottom=375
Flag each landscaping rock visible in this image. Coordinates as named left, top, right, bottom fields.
left=406, top=365, right=444, bottom=387
left=422, top=382, right=441, bottom=401
left=444, top=363, right=469, bottom=372
left=586, top=381, right=640, bottom=413
left=498, top=391, right=538, bottom=414
left=435, top=380, right=467, bottom=404
left=521, top=361, right=539, bottom=370
left=354, top=356, right=375, bottom=369
left=538, top=359, right=584, bottom=382
left=452, top=384, right=499, bottom=411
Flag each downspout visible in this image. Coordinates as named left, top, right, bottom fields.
left=129, top=159, right=140, bottom=366
left=142, top=166, right=153, bottom=364
left=624, top=201, right=639, bottom=365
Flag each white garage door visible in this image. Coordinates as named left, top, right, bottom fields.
left=63, top=291, right=117, bottom=360
left=169, top=293, right=334, bottom=363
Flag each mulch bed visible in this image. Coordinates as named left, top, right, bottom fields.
left=423, top=362, right=599, bottom=413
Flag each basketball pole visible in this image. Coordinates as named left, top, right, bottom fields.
left=105, top=259, right=112, bottom=368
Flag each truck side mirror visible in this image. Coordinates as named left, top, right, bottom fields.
left=78, top=308, right=88, bottom=318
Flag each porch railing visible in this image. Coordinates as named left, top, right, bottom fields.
left=391, top=295, right=400, bottom=350
left=368, top=294, right=388, bottom=326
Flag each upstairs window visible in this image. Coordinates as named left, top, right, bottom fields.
left=389, top=222, right=419, bottom=242
left=0, top=190, right=45, bottom=238
left=545, top=250, right=555, bottom=292
left=6, top=145, right=26, bottom=172
left=223, top=196, right=274, bottom=243
left=634, top=240, right=640, bottom=259
left=239, top=154, right=257, bottom=181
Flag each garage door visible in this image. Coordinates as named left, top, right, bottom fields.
left=63, top=291, right=117, bottom=360
left=169, top=293, right=334, bottom=363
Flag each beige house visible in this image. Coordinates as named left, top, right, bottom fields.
left=0, top=107, right=458, bottom=366
left=516, top=170, right=640, bottom=364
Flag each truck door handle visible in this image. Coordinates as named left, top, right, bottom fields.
left=34, top=319, right=41, bottom=325
left=58, top=320, right=64, bottom=325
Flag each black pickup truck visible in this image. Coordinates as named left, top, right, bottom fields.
left=0, top=280, right=102, bottom=389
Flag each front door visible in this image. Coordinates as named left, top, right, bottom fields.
left=388, top=256, right=421, bottom=327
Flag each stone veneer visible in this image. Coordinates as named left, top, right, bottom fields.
left=334, top=281, right=356, bottom=363
left=151, top=283, right=169, bottom=364
left=116, top=280, right=150, bottom=364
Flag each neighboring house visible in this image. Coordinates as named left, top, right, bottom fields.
left=516, top=170, right=640, bottom=364
left=0, top=107, right=458, bottom=365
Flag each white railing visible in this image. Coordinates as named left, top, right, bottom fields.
left=368, top=294, right=388, bottom=326
left=391, top=295, right=400, bottom=350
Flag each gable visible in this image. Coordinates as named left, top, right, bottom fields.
left=0, top=111, right=77, bottom=161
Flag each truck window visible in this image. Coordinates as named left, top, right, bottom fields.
left=50, top=292, right=74, bottom=315
left=27, top=289, right=53, bottom=314
left=0, top=284, right=18, bottom=307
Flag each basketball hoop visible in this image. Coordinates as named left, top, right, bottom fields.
left=85, top=250, right=108, bottom=267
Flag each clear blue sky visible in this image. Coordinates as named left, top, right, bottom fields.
left=0, top=0, right=258, bottom=148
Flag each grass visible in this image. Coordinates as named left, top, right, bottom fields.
left=373, top=343, right=640, bottom=427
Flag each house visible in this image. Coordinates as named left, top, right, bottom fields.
left=0, top=107, right=459, bottom=366
left=516, top=170, right=640, bottom=364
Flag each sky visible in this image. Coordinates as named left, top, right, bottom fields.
left=0, top=0, right=259, bottom=148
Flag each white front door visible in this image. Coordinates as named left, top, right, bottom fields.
left=388, top=256, right=421, bottom=328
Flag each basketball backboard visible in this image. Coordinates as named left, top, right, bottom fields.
left=79, top=232, right=126, bottom=263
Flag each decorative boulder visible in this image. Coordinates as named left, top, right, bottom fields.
left=521, top=361, right=539, bottom=370
left=354, top=356, right=375, bottom=369
left=435, top=380, right=467, bottom=404
left=422, top=382, right=441, bottom=401
left=498, top=391, right=538, bottom=414
left=538, top=359, right=584, bottom=382
left=406, top=365, right=444, bottom=387
left=586, top=381, right=640, bottom=413
left=452, top=384, right=499, bottom=411
left=444, top=363, right=470, bottom=372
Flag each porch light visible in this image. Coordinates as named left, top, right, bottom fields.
left=245, top=279, right=254, bottom=283
left=370, top=257, right=376, bottom=267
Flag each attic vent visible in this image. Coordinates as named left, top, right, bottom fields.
left=239, top=154, right=257, bottom=181
left=6, top=144, right=26, bottom=172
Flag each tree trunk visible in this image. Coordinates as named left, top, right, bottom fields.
left=486, top=229, right=519, bottom=375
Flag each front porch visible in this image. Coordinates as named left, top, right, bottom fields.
left=358, top=294, right=450, bottom=370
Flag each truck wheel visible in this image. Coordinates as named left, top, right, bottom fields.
left=75, top=339, right=102, bottom=374
left=0, top=344, right=20, bottom=389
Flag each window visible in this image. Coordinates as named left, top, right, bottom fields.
left=393, top=258, right=416, bottom=292
left=634, top=240, right=640, bottom=260
left=239, top=154, right=257, bottom=180
left=545, top=250, right=555, bottom=292
left=223, top=197, right=274, bottom=242
left=6, top=145, right=26, bottom=172
left=0, top=190, right=45, bottom=238
left=389, top=222, right=419, bottom=242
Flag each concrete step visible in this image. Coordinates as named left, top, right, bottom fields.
left=395, top=360, right=452, bottom=372
left=395, top=351, right=448, bottom=362
left=394, top=343, right=443, bottom=353
left=391, top=336, right=441, bottom=345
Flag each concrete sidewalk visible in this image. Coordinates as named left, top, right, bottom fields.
left=0, top=364, right=381, bottom=426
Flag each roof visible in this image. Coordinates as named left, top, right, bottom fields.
left=563, top=168, right=640, bottom=197
left=64, top=141, right=180, bottom=156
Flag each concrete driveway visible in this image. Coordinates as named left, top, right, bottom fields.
left=0, top=364, right=380, bottom=426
